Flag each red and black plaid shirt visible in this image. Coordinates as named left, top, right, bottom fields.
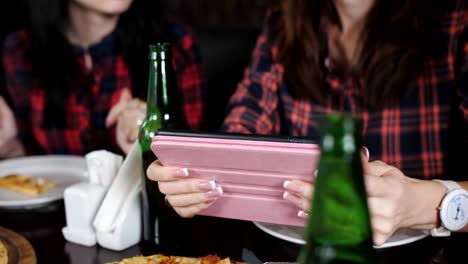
left=3, top=21, right=206, bottom=155
left=222, top=1, right=468, bottom=180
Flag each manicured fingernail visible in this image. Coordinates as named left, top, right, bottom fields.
left=173, top=168, right=189, bottom=177
left=361, top=146, right=369, bottom=160
left=314, top=170, right=318, bottom=178
left=204, top=186, right=223, bottom=198
left=298, top=210, right=309, bottom=218
left=283, top=191, right=290, bottom=199
left=283, top=180, right=304, bottom=193
left=198, top=180, right=216, bottom=191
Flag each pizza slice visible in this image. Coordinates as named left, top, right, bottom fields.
left=0, top=174, right=56, bottom=196
left=0, top=239, right=8, bottom=264
left=106, top=254, right=232, bottom=264
left=106, top=254, right=168, bottom=264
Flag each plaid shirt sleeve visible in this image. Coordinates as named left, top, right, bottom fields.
left=221, top=30, right=282, bottom=135
left=172, top=22, right=207, bottom=130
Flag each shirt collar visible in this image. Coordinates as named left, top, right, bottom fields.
left=70, top=30, right=119, bottom=59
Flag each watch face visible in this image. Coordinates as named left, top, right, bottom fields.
left=445, top=192, right=468, bottom=230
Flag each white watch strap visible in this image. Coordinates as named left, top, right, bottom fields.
left=430, top=180, right=462, bottom=237
left=431, top=227, right=451, bottom=237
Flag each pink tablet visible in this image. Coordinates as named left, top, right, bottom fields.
left=151, top=129, right=320, bottom=226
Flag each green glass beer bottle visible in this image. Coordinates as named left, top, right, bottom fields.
left=297, top=113, right=378, bottom=264
left=138, top=43, right=193, bottom=251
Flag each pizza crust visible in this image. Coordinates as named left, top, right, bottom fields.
left=0, top=239, right=8, bottom=264
left=0, top=174, right=56, bottom=196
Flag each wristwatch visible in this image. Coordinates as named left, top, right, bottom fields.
left=430, top=180, right=468, bottom=237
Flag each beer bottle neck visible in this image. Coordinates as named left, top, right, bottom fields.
left=146, top=54, right=176, bottom=116
left=146, top=58, right=159, bottom=118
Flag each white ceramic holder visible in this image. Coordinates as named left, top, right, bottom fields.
left=93, top=143, right=143, bottom=251
left=95, top=184, right=141, bottom=251
left=62, top=182, right=106, bottom=246
left=62, top=144, right=143, bottom=251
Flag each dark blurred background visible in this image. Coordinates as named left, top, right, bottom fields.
left=0, top=0, right=279, bottom=131
left=166, top=0, right=279, bottom=130
left=0, top=1, right=27, bottom=107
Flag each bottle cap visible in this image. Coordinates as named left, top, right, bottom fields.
left=319, top=113, right=362, bottom=156
left=149, top=43, right=171, bottom=60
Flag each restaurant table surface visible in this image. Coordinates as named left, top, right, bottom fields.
left=0, top=201, right=467, bottom=264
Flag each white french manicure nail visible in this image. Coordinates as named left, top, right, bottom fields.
left=208, top=180, right=216, bottom=189
left=174, top=168, right=189, bottom=177
left=283, top=180, right=291, bottom=188
left=216, top=186, right=223, bottom=194
left=362, top=146, right=370, bottom=160
left=198, top=180, right=217, bottom=191
left=297, top=210, right=309, bottom=218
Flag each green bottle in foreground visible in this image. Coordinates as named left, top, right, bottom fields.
left=138, top=43, right=193, bottom=251
left=297, top=113, right=378, bottom=264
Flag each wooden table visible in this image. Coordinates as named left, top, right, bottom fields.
left=1, top=201, right=467, bottom=264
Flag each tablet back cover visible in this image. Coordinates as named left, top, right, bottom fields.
left=151, top=135, right=320, bottom=226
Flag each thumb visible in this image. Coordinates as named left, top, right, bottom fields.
left=105, top=88, right=132, bottom=127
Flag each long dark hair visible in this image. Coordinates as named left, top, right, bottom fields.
left=275, top=0, right=439, bottom=106
left=26, top=0, right=172, bottom=126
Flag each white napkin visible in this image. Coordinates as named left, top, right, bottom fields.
left=85, top=150, right=123, bottom=187
left=93, top=143, right=143, bottom=233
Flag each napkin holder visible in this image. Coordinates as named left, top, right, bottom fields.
left=94, top=183, right=141, bottom=251
left=62, top=183, right=107, bottom=246
left=62, top=150, right=124, bottom=247
left=93, top=143, right=143, bottom=251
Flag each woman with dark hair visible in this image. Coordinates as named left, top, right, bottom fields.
left=148, top=0, right=468, bottom=246
left=0, top=0, right=206, bottom=157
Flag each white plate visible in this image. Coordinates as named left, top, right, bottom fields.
left=0, top=155, right=87, bottom=208
left=253, top=222, right=429, bottom=249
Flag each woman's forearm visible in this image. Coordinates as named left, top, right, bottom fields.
left=406, top=179, right=468, bottom=232
left=404, top=178, right=445, bottom=230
